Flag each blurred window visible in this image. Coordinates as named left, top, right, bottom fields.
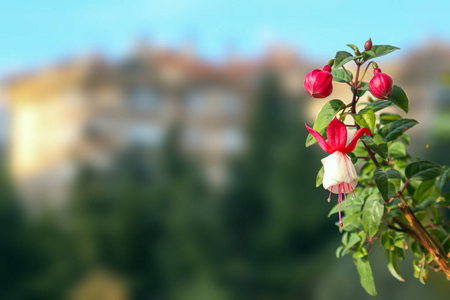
left=186, top=90, right=204, bottom=114
left=224, top=92, right=241, bottom=116
left=128, top=123, right=164, bottom=146
left=184, top=127, right=203, bottom=149
left=222, top=128, right=243, bottom=153
left=128, top=88, right=161, bottom=111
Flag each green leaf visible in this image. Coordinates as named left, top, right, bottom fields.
left=413, top=255, right=427, bottom=284
left=353, top=82, right=369, bottom=98
left=415, top=199, right=435, bottom=211
left=342, top=232, right=361, bottom=255
left=353, top=245, right=368, bottom=258
left=359, top=163, right=376, bottom=181
left=373, top=168, right=401, bottom=200
left=389, top=141, right=407, bottom=158
left=354, top=256, right=378, bottom=296
left=351, top=110, right=375, bottom=134
left=332, top=69, right=353, bottom=83
left=380, top=113, right=402, bottom=125
left=413, top=179, right=436, bottom=203
left=351, top=114, right=369, bottom=131
left=362, top=194, right=384, bottom=238
left=411, top=241, right=422, bottom=258
left=363, top=45, right=400, bottom=60
left=362, top=109, right=376, bottom=133
left=341, top=212, right=363, bottom=231
left=306, top=99, right=346, bottom=147
left=346, top=44, right=359, bottom=52
left=348, top=152, right=358, bottom=164
left=361, top=134, right=388, bottom=159
left=394, top=246, right=405, bottom=260
left=378, top=119, right=418, bottom=142
left=341, top=231, right=349, bottom=245
left=437, top=193, right=450, bottom=207
left=316, top=166, right=324, bottom=187
left=430, top=205, right=442, bottom=224
left=336, top=246, right=344, bottom=258
left=393, top=232, right=407, bottom=249
left=334, top=51, right=352, bottom=69
left=405, top=161, right=444, bottom=181
left=359, top=100, right=391, bottom=115
left=435, top=168, right=450, bottom=193
left=380, top=230, right=395, bottom=250
left=387, top=85, right=409, bottom=113
left=334, top=51, right=362, bottom=69
left=401, top=133, right=411, bottom=145
left=353, top=142, right=370, bottom=160
left=386, top=250, right=405, bottom=282
left=415, top=211, right=426, bottom=222
left=328, top=196, right=363, bottom=217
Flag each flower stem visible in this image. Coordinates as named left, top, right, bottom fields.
left=398, top=195, right=450, bottom=279
left=358, top=62, right=372, bottom=85
left=342, top=66, right=354, bottom=85
left=350, top=65, right=361, bottom=114
left=362, top=142, right=381, bottom=168
left=401, top=178, right=410, bottom=194
left=350, top=64, right=381, bottom=168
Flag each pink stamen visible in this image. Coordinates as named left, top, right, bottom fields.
left=348, top=183, right=356, bottom=198
left=338, top=184, right=341, bottom=203
left=346, top=183, right=352, bottom=199
left=343, top=183, right=348, bottom=208
left=338, top=184, right=343, bottom=227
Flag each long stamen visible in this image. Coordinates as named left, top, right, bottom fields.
left=338, top=184, right=341, bottom=203
left=348, top=183, right=356, bottom=198
left=338, top=184, right=343, bottom=227
left=343, top=183, right=348, bottom=208
left=347, top=183, right=354, bottom=199
left=328, top=186, right=333, bottom=202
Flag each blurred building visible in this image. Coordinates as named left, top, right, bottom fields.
left=3, top=42, right=305, bottom=208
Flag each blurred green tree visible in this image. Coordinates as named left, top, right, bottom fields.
left=219, top=72, right=336, bottom=300
left=0, top=73, right=343, bottom=300
left=67, top=126, right=226, bottom=299
left=0, top=161, right=36, bottom=299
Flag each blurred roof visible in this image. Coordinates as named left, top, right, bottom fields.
left=3, top=40, right=308, bottom=99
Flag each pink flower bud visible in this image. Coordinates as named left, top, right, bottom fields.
left=369, top=68, right=393, bottom=99
left=304, top=65, right=333, bottom=98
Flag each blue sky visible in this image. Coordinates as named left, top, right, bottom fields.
left=1, top=0, right=450, bottom=74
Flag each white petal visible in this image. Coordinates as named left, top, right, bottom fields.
left=321, top=151, right=358, bottom=194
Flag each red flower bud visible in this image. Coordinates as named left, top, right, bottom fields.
left=364, top=38, right=372, bottom=51
left=304, top=65, right=333, bottom=98
left=369, top=68, right=393, bottom=99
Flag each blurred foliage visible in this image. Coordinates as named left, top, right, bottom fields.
left=218, top=73, right=333, bottom=299
left=0, top=73, right=333, bottom=300
left=1, top=72, right=450, bottom=300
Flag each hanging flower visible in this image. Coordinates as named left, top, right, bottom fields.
left=305, top=117, right=372, bottom=226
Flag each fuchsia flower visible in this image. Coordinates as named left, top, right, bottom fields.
left=369, top=68, right=393, bottom=99
left=305, top=117, right=372, bottom=227
left=304, top=65, right=333, bottom=98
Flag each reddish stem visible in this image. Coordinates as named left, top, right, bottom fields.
left=350, top=64, right=381, bottom=168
